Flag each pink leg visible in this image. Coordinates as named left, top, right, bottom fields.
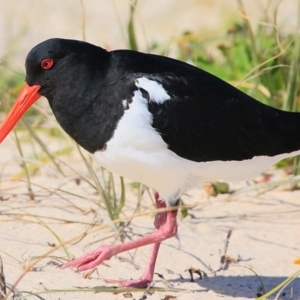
left=106, top=240, right=161, bottom=288
left=62, top=192, right=178, bottom=288
left=107, top=192, right=167, bottom=287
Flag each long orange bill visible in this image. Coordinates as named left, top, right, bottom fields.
left=0, top=83, right=41, bottom=143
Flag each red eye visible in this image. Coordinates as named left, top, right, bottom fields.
left=40, top=58, right=54, bottom=69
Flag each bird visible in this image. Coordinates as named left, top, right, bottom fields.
left=0, top=38, right=300, bottom=288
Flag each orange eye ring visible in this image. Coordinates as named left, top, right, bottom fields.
left=40, top=59, right=54, bottom=69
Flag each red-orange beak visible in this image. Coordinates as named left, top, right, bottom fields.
left=0, top=83, right=41, bottom=143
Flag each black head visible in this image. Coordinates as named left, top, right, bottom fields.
left=25, top=38, right=110, bottom=99
left=0, top=38, right=127, bottom=152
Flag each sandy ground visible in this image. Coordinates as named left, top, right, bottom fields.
left=0, top=137, right=300, bottom=300
left=0, top=1, right=300, bottom=299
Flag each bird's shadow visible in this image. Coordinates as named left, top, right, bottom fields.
left=167, top=274, right=300, bottom=298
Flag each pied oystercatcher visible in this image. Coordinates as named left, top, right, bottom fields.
left=0, top=38, right=300, bottom=287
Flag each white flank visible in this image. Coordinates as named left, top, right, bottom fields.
left=95, top=90, right=300, bottom=206
left=135, top=77, right=170, bottom=103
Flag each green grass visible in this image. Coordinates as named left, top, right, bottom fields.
left=176, top=14, right=298, bottom=109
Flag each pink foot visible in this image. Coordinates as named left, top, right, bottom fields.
left=61, top=244, right=114, bottom=271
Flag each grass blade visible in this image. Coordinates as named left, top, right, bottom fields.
left=127, top=0, right=139, bottom=51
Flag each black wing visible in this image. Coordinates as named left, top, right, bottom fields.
left=113, top=50, right=300, bottom=162
left=149, top=73, right=300, bottom=162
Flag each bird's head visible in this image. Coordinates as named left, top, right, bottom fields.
left=0, top=38, right=109, bottom=143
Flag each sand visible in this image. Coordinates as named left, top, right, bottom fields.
left=0, top=137, right=300, bottom=300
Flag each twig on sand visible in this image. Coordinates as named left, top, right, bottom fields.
left=213, top=229, right=234, bottom=273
